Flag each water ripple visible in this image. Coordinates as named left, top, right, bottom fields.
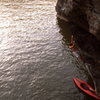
left=0, top=0, right=89, bottom=100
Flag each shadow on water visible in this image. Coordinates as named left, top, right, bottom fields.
left=69, top=24, right=100, bottom=96
left=56, top=17, right=98, bottom=100
left=56, top=17, right=72, bottom=44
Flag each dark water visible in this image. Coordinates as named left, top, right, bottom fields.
left=0, top=0, right=91, bottom=100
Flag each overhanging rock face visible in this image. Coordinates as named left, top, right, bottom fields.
left=56, top=0, right=100, bottom=96
left=56, top=0, right=100, bottom=40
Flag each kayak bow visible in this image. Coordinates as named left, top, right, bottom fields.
left=73, top=78, right=100, bottom=100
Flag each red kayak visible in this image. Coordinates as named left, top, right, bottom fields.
left=73, top=78, right=100, bottom=100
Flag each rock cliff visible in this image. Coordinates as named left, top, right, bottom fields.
left=56, top=0, right=100, bottom=40
left=56, top=0, right=100, bottom=96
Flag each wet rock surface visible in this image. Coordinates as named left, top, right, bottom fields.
left=56, top=0, right=100, bottom=96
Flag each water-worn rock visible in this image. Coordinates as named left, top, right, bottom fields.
left=56, top=0, right=100, bottom=96
left=56, top=0, right=100, bottom=40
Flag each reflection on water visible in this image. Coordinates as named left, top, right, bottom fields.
left=0, top=0, right=91, bottom=100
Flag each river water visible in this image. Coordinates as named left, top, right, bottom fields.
left=0, top=0, right=91, bottom=100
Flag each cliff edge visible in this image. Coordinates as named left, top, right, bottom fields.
left=56, top=0, right=100, bottom=95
